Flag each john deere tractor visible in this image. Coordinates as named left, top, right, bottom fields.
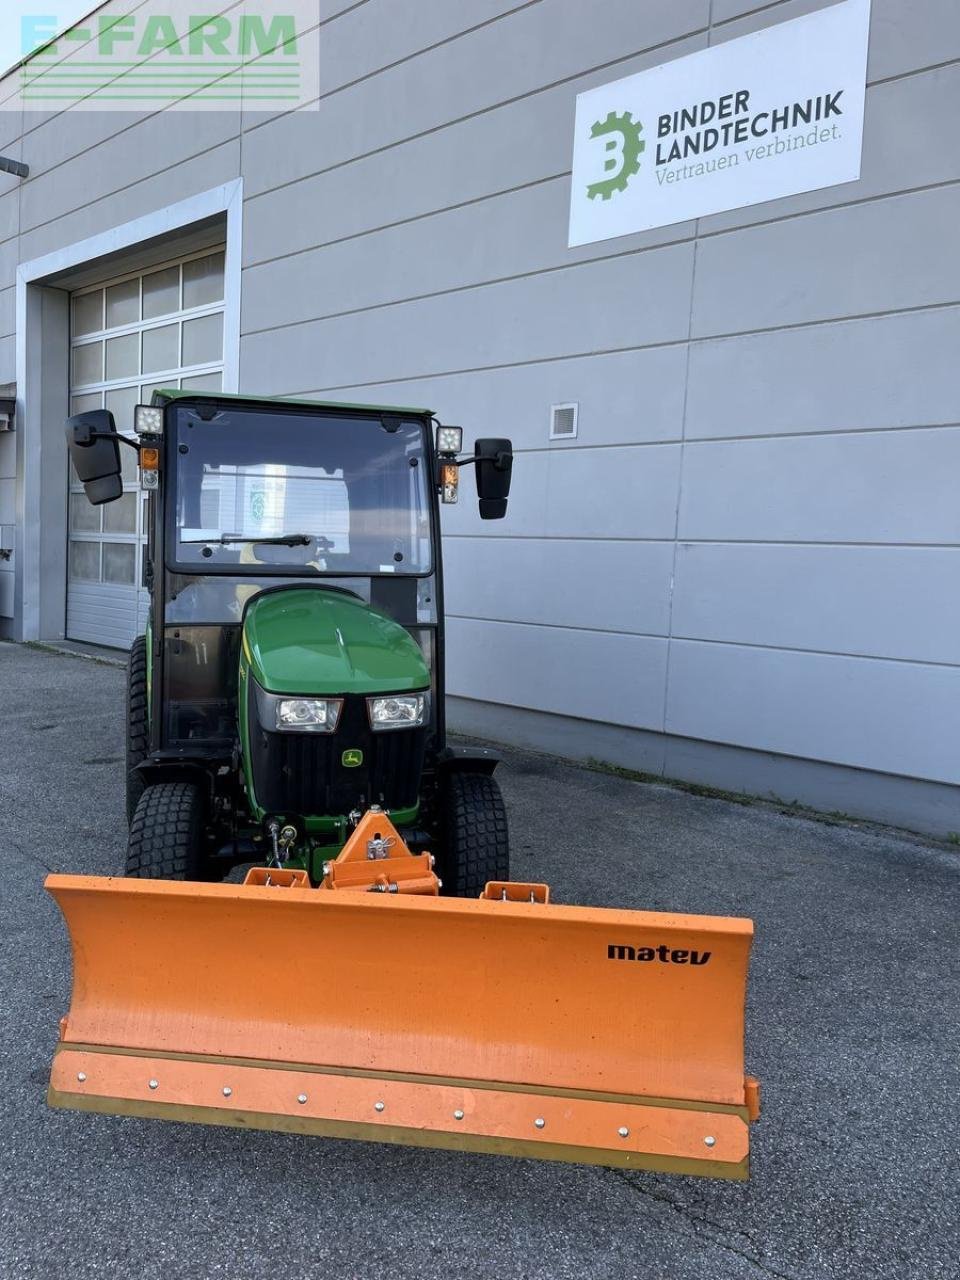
left=66, top=393, right=514, bottom=892
left=57, top=392, right=760, bottom=1178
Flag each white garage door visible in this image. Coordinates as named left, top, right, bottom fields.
left=67, top=250, right=226, bottom=650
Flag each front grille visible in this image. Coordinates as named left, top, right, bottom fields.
left=248, top=691, right=426, bottom=817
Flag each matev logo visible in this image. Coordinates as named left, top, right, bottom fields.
left=608, top=943, right=711, bottom=966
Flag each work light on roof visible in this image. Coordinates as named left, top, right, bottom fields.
left=436, top=425, right=463, bottom=455
left=134, top=405, right=163, bottom=435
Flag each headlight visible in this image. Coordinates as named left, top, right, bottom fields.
left=367, top=694, right=426, bottom=731
left=275, top=697, right=343, bottom=733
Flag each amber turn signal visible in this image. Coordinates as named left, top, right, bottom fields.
left=440, top=462, right=459, bottom=504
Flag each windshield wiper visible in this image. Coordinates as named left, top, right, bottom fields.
left=182, top=533, right=313, bottom=547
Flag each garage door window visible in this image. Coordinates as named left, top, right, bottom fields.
left=67, top=249, right=226, bottom=649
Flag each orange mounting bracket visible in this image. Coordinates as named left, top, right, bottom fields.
left=243, top=867, right=311, bottom=889
left=320, top=809, right=440, bottom=896
left=482, top=881, right=551, bottom=904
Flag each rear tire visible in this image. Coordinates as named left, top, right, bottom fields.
left=127, top=782, right=203, bottom=880
left=125, top=635, right=149, bottom=825
left=441, top=772, right=509, bottom=898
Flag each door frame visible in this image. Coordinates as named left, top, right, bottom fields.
left=15, top=178, right=243, bottom=642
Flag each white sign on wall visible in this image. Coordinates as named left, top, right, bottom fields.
left=568, top=0, right=871, bottom=247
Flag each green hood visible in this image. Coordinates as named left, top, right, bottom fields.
left=242, top=588, right=429, bottom=697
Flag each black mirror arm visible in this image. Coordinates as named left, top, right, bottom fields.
left=445, top=450, right=510, bottom=471
left=73, top=425, right=140, bottom=455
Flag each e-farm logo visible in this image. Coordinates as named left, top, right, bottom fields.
left=586, top=109, right=645, bottom=201
left=17, top=4, right=318, bottom=110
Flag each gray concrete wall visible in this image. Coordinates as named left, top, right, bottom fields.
left=0, top=0, right=957, bottom=830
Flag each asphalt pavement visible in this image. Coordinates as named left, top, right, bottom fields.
left=1, top=641, right=957, bottom=1280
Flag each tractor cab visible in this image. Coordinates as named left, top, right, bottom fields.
left=66, top=392, right=514, bottom=887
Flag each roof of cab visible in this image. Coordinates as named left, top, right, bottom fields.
left=153, top=388, right=433, bottom=417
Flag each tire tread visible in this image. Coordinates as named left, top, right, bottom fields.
left=126, top=782, right=202, bottom=880
left=125, top=635, right=149, bottom=825
left=443, top=772, right=509, bottom=897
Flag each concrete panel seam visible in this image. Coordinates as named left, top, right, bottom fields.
left=445, top=535, right=675, bottom=545
left=680, top=421, right=960, bottom=445
left=260, top=340, right=683, bottom=398
left=244, top=60, right=959, bottom=272
left=859, top=52, right=960, bottom=92
left=23, top=125, right=242, bottom=232
left=320, top=1, right=372, bottom=29
left=309, top=1, right=543, bottom=106
left=447, top=696, right=960, bottom=835
left=714, top=10, right=960, bottom=97
left=446, top=534, right=676, bottom=541
left=697, top=173, right=960, bottom=248
left=239, top=37, right=959, bottom=212
left=22, top=139, right=242, bottom=244
left=296, top=299, right=960, bottom=396
left=243, top=172, right=569, bottom=271
left=669, top=634, right=960, bottom=671
left=240, top=22, right=712, bottom=200
left=240, top=231, right=696, bottom=338
left=507, top=440, right=698, bottom=455
left=501, top=423, right=960, bottom=452
left=712, top=0, right=791, bottom=29
left=12, top=0, right=539, bottom=131
left=662, top=223, right=704, bottom=738
left=445, top=614, right=668, bottom=640
left=18, top=120, right=960, bottom=274
left=240, top=178, right=960, bottom=341
left=636, top=536, right=960, bottom=548
left=444, top=534, right=674, bottom=543
left=685, top=297, right=960, bottom=347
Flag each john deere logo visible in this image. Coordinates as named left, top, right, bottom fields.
left=587, top=110, right=644, bottom=200
left=341, top=748, right=363, bottom=768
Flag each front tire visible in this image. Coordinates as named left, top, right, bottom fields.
left=127, top=782, right=203, bottom=880
left=125, top=635, right=149, bottom=825
left=441, top=772, right=509, bottom=897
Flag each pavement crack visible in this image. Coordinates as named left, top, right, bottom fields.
left=6, top=837, right=55, bottom=875
left=600, top=1167, right=799, bottom=1280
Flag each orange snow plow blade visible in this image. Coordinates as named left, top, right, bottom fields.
left=45, top=833, right=758, bottom=1177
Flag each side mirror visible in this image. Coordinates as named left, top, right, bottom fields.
left=474, top=437, right=513, bottom=520
left=66, top=409, right=123, bottom=505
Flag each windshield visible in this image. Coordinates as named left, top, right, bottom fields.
left=170, top=404, right=433, bottom=575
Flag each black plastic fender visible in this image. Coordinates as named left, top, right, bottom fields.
left=435, top=745, right=501, bottom=775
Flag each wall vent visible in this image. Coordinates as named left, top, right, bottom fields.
left=550, top=402, right=578, bottom=440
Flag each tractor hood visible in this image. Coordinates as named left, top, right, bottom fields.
left=242, top=588, right=429, bottom=697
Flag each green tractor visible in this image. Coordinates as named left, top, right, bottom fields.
left=66, top=393, right=514, bottom=892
